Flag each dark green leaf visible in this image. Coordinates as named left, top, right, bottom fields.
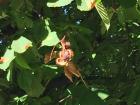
left=17, top=70, right=45, bottom=97
left=0, top=78, right=9, bottom=88
left=15, top=54, right=31, bottom=70
left=118, top=0, right=137, bottom=8
left=71, top=85, right=107, bottom=105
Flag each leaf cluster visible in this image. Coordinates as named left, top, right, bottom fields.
left=0, top=0, right=140, bottom=105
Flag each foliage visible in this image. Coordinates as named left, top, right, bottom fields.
left=0, top=0, right=140, bottom=105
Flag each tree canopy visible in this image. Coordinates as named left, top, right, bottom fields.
left=0, top=0, right=140, bottom=105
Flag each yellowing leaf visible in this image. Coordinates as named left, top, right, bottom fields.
left=0, top=49, right=15, bottom=71
left=47, top=0, right=73, bottom=7
left=76, top=0, right=97, bottom=11
left=11, top=36, right=32, bottom=53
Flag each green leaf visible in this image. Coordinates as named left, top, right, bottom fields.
left=42, top=32, right=59, bottom=46
left=92, top=53, right=96, bottom=59
left=6, top=66, right=13, bottom=82
left=122, top=6, right=140, bottom=22
left=17, top=70, right=33, bottom=91
left=138, top=0, right=140, bottom=6
left=127, top=79, right=140, bottom=105
left=0, top=49, right=15, bottom=71
left=42, top=65, right=59, bottom=80
left=19, top=95, right=28, bottom=102
left=71, top=85, right=107, bottom=105
left=0, top=12, right=8, bottom=19
left=41, top=31, right=60, bottom=46
left=76, top=0, right=99, bottom=11
left=95, top=2, right=110, bottom=30
left=118, top=0, right=137, bottom=8
left=97, top=92, right=109, bottom=100
left=41, top=19, right=60, bottom=46
left=17, top=16, right=33, bottom=29
left=0, top=94, right=5, bottom=105
left=11, top=36, right=32, bottom=53
left=136, top=94, right=140, bottom=105
left=27, top=77, right=45, bottom=97
left=17, top=70, right=45, bottom=97
left=116, top=6, right=140, bottom=24
left=39, top=96, right=52, bottom=104
left=117, top=7, right=125, bottom=25
left=0, top=78, right=9, bottom=88
left=28, top=99, right=41, bottom=105
left=10, top=0, right=24, bottom=11
left=69, top=24, right=93, bottom=34
left=11, top=12, right=33, bottom=29
left=24, top=0, right=33, bottom=11
left=47, top=0, right=73, bottom=7
left=15, top=55, right=31, bottom=70
left=44, top=65, right=58, bottom=69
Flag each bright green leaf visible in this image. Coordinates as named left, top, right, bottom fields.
left=6, top=67, right=12, bottom=82
left=41, top=31, right=60, bottom=46
left=47, top=0, right=73, bottom=7
left=98, top=92, right=109, bottom=100
left=41, top=19, right=60, bottom=46
left=45, top=19, right=50, bottom=26
left=14, top=95, right=28, bottom=103
left=92, top=53, right=96, bottom=59
left=19, top=95, right=28, bottom=102
left=137, top=35, right=140, bottom=38
left=11, top=36, right=32, bottom=53
left=0, top=49, right=15, bottom=71
left=44, top=65, right=58, bottom=69
left=95, top=2, right=110, bottom=30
